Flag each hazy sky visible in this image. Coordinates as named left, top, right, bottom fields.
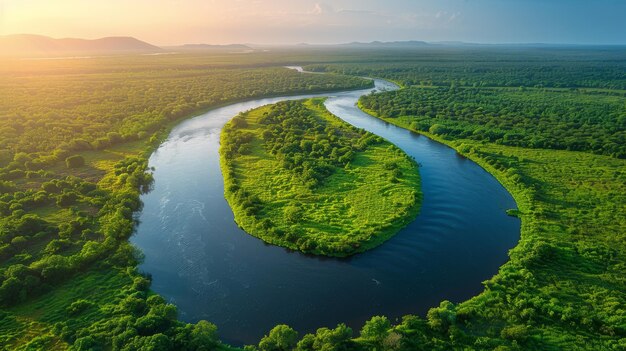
left=1, top=0, right=625, bottom=45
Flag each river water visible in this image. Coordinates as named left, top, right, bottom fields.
left=131, top=69, right=519, bottom=345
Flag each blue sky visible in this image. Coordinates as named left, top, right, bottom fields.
left=2, top=0, right=625, bottom=45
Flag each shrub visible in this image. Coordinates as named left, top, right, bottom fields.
left=259, top=324, right=299, bottom=351
left=501, top=325, right=529, bottom=342
left=429, top=124, right=449, bottom=135
left=67, top=299, right=95, bottom=316
left=361, top=316, right=391, bottom=345
left=65, top=155, right=85, bottom=168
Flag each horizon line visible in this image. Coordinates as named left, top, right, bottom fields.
left=3, top=32, right=626, bottom=48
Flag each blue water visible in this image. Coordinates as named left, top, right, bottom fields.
left=131, top=69, right=520, bottom=345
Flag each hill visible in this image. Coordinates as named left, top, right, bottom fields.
left=0, top=34, right=162, bottom=57
left=166, top=43, right=253, bottom=52
left=339, top=40, right=431, bottom=49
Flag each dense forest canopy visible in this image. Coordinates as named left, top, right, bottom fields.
left=303, top=47, right=626, bottom=90
left=315, top=50, right=626, bottom=350
left=0, top=59, right=371, bottom=154
left=359, top=87, right=626, bottom=158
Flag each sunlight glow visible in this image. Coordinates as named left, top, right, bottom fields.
left=1, top=0, right=625, bottom=45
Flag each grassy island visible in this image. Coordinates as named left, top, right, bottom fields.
left=220, top=99, right=421, bottom=257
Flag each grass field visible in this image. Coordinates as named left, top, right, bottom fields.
left=220, top=99, right=421, bottom=257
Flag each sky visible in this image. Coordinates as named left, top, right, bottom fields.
left=1, top=0, right=625, bottom=46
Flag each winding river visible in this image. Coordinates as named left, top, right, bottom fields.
left=131, top=68, right=520, bottom=345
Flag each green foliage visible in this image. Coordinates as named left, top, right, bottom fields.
left=500, top=325, right=529, bottom=342
left=220, top=99, right=421, bottom=256
left=426, top=301, right=456, bottom=333
left=258, top=325, right=299, bottom=351
left=66, top=299, right=95, bottom=316
left=65, top=155, right=85, bottom=169
left=304, top=47, right=626, bottom=89
left=0, top=57, right=371, bottom=155
left=352, top=85, right=626, bottom=350
left=360, top=316, right=391, bottom=347
left=295, top=324, right=354, bottom=351
left=360, top=87, right=626, bottom=158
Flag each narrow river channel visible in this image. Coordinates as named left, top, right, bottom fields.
left=131, top=67, right=520, bottom=345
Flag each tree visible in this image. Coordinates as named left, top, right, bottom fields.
left=231, top=116, right=248, bottom=128
left=283, top=204, right=302, bottom=224
left=258, top=324, right=299, bottom=351
left=311, top=324, right=353, bottom=351
left=72, top=336, right=98, bottom=351
left=189, top=320, right=219, bottom=350
left=501, top=325, right=529, bottom=342
left=360, top=316, right=391, bottom=347
left=427, top=300, right=456, bottom=332
left=428, top=124, right=448, bottom=135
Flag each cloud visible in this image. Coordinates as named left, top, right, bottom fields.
left=311, top=3, right=334, bottom=15
left=449, top=12, right=460, bottom=23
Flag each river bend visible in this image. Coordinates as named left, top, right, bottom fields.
left=131, top=68, right=520, bottom=345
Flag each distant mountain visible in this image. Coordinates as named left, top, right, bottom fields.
left=339, top=40, right=431, bottom=48
left=0, top=34, right=162, bottom=57
left=165, top=43, right=254, bottom=52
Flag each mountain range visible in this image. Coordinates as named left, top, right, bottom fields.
left=2, top=34, right=606, bottom=58
left=0, top=34, right=162, bottom=57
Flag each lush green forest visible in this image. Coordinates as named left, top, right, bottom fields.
left=0, top=58, right=371, bottom=154
left=220, top=99, right=420, bottom=256
left=0, top=54, right=372, bottom=350
left=359, top=87, right=626, bottom=158
left=303, top=47, right=626, bottom=90
left=1, top=48, right=625, bottom=350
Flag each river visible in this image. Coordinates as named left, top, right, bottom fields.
left=131, top=68, right=520, bottom=345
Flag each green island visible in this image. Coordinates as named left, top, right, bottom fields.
left=220, top=99, right=421, bottom=256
